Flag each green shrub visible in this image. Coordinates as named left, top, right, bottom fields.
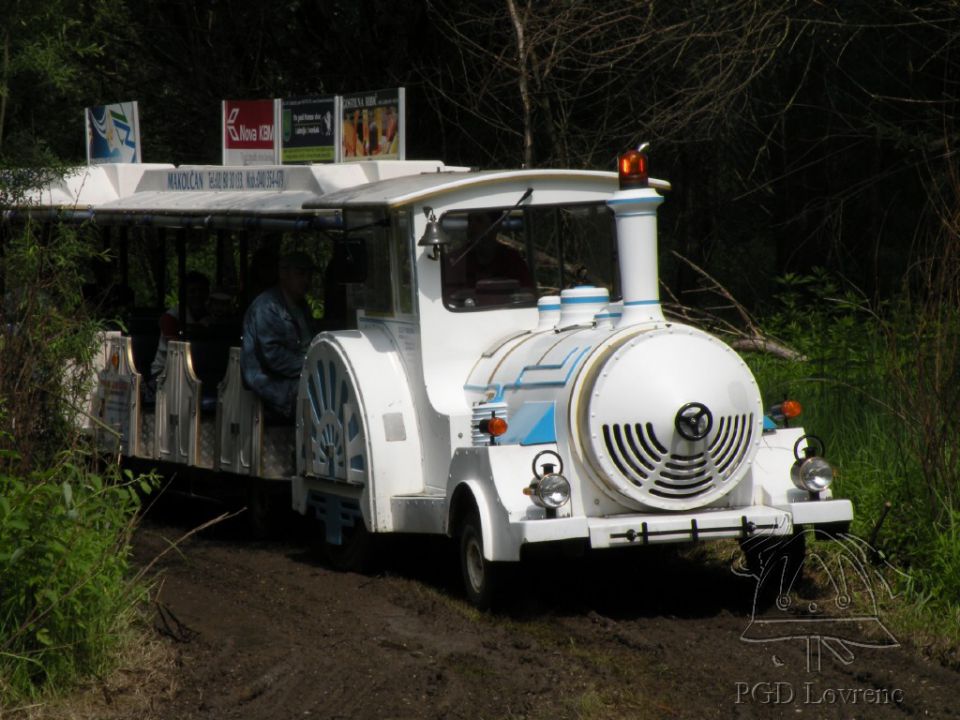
left=0, top=455, right=146, bottom=701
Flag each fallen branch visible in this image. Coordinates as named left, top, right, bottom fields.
left=666, top=251, right=806, bottom=361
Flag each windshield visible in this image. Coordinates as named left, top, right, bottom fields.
left=440, top=203, right=618, bottom=311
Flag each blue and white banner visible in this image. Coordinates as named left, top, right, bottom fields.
left=85, top=101, right=141, bottom=165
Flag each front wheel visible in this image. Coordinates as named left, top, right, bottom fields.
left=459, top=510, right=506, bottom=610
left=323, top=520, right=376, bottom=573
left=738, top=530, right=807, bottom=606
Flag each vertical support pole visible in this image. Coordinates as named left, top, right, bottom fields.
left=155, top=228, right=167, bottom=309
left=216, top=229, right=227, bottom=287
left=239, top=231, right=249, bottom=307
left=118, top=226, right=129, bottom=289
left=554, top=206, right=565, bottom=290
left=176, top=228, right=187, bottom=335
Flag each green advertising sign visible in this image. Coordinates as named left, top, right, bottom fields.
left=281, top=96, right=339, bottom=164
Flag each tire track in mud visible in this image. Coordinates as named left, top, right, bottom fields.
left=131, top=519, right=960, bottom=720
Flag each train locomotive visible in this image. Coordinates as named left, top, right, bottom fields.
left=286, top=148, right=853, bottom=607
left=10, top=147, right=853, bottom=607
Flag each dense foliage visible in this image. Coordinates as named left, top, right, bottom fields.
left=0, top=209, right=147, bottom=704
left=2, top=1, right=957, bottom=303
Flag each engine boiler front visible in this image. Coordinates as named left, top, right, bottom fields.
left=575, top=325, right=764, bottom=511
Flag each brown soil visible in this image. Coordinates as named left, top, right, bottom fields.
left=103, top=504, right=960, bottom=720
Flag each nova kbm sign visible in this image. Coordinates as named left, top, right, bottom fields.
left=222, top=99, right=280, bottom=166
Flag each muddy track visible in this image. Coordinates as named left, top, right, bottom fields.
left=129, top=508, right=959, bottom=720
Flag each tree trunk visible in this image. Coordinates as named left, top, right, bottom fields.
left=0, top=29, right=10, bottom=151
left=505, top=0, right=533, bottom=168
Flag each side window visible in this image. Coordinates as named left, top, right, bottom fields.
left=554, top=205, right=620, bottom=298
left=336, top=208, right=399, bottom=318
left=345, top=209, right=414, bottom=319
left=363, top=230, right=393, bottom=315
left=393, top=211, right=415, bottom=316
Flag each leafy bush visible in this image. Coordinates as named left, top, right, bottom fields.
left=0, top=455, right=146, bottom=700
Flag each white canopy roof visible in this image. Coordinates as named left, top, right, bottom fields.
left=11, top=160, right=669, bottom=220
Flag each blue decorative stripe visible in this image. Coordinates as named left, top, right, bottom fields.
left=623, top=299, right=660, bottom=306
left=464, top=345, right=592, bottom=398
left=499, top=401, right=557, bottom=446
left=538, top=304, right=561, bottom=311
left=561, top=295, right=610, bottom=304
left=516, top=346, right=581, bottom=385
left=608, top=196, right=664, bottom=206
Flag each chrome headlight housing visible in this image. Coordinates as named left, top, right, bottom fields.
left=535, top=473, right=571, bottom=509
left=791, top=456, right=834, bottom=493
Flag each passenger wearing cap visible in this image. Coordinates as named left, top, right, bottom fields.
left=241, top=251, right=317, bottom=420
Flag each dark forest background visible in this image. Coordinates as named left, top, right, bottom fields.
left=2, top=0, right=958, bottom=309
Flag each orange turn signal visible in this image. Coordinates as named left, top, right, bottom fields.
left=479, top=416, right=509, bottom=437
left=781, top=400, right=802, bottom=419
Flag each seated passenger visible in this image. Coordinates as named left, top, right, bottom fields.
left=241, top=252, right=317, bottom=421
left=149, top=271, right=211, bottom=380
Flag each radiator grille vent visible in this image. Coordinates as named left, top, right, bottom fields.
left=601, top=414, right=754, bottom=503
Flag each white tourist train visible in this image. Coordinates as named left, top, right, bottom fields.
left=12, top=150, right=852, bottom=606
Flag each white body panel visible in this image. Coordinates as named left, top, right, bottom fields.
left=295, top=325, right=424, bottom=532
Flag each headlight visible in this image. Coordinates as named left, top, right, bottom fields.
left=791, top=456, right=834, bottom=493
left=536, top=473, right=571, bottom=509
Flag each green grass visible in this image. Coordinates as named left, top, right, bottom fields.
left=746, top=275, right=960, bottom=638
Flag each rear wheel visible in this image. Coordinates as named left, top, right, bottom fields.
left=459, top=510, right=506, bottom=610
left=246, top=477, right=273, bottom=539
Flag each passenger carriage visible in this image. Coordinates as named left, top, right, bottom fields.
left=7, top=151, right=853, bottom=607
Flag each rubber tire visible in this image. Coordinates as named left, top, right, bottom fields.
left=246, top=478, right=272, bottom=540
left=740, top=530, right=807, bottom=606
left=459, top=510, right=505, bottom=610
left=323, top=520, right=376, bottom=573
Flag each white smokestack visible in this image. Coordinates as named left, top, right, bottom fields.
left=607, top=186, right=664, bottom=326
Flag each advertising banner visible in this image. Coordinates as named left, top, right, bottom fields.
left=281, top=96, right=339, bottom=163
left=341, top=87, right=405, bottom=161
left=85, top=101, right=141, bottom=165
left=222, top=99, right=281, bottom=166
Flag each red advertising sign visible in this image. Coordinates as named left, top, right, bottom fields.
left=222, top=99, right=280, bottom=165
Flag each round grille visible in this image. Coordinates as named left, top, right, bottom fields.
left=577, top=326, right=763, bottom=510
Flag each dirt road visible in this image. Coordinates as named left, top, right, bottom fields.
left=126, top=509, right=959, bottom=720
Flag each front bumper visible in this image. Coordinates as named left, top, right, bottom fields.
left=512, top=499, right=854, bottom=551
